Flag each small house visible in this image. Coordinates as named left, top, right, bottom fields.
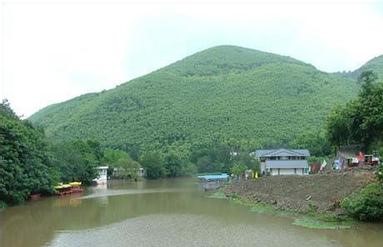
left=252, top=149, right=310, bottom=176
left=93, top=166, right=109, bottom=184
left=138, top=167, right=145, bottom=177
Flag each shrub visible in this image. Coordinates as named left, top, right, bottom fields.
left=230, top=163, right=247, bottom=177
left=376, top=164, right=383, bottom=183
left=341, top=183, right=383, bottom=221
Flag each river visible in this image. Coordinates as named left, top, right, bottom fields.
left=0, top=178, right=382, bottom=247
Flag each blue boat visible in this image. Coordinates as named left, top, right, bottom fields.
left=197, top=173, right=230, bottom=182
left=197, top=173, right=230, bottom=191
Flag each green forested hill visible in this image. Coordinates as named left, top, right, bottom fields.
left=353, top=55, right=383, bottom=79
left=30, top=45, right=360, bottom=155
left=337, top=55, right=383, bottom=80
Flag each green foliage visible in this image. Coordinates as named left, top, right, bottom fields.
left=377, top=165, right=383, bottom=183
left=103, top=148, right=141, bottom=179
left=326, top=105, right=352, bottom=148
left=307, top=156, right=327, bottom=165
left=0, top=101, right=58, bottom=205
left=139, top=151, right=166, bottom=179
left=291, top=130, right=332, bottom=157
left=292, top=216, right=353, bottom=230
left=114, top=158, right=141, bottom=180
left=231, top=152, right=260, bottom=173
left=138, top=147, right=197, bottom=179
left=191, top=142, right=232, bottom=173
left=230, top=163, right=247, bottom=177
left=29, top=46, right=359, bottom=173
left=50, top=140, right=100, bottom=184
left=163, top=144, right=197, bottom=177
left=103, top=148, right=130, bottom=164
left=326, top=72, right=383, bottom=150
left=339, top=55, right=383, bottom=80
left=341, top=183, right=383, bottom=221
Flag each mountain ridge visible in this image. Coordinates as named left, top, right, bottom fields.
left=29, top=45, right=380, bottom=154
left=334, top=54, right=383, bottom=79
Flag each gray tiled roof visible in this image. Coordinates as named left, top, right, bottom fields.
left=265, top=160, right=309, bottom=169
left=253, top=148, right=310, bottom=157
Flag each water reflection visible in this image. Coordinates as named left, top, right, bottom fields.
left=0, top=178, right=382, bottom=247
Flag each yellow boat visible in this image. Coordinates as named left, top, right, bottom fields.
left=54, top=182, right=82, bottom=190
left=69, top=182, right=82, bottom=187
left=54, top=182, right=83, bottom=196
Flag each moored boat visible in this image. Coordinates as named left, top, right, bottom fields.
left=197, top=173, right=230, bottom=191
left=54, top=182, right=83, bottom=196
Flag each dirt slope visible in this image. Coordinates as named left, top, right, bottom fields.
left=224, top=170, right=375, bottom=213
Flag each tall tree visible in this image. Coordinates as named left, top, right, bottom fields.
left=139, top=151, right=165, bottom=179
left=50, top=140, right=99, bottom=184
left=326, top=71, right=383, bottom=151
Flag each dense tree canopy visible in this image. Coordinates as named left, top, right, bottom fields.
left=29, top=46, right=359, bottom=165
left=326, top=71, right=383, bottom=151
left=338, top=55, right=383, bottom=80
left=50, top=140, right=101, bottom=184
left=139, top=151, right=166, bottom=179
left=0, top=100, right=58, bottom=205
left=102, top=148, right=140, bottom=179
left=1, top=101, right=125, bottom=206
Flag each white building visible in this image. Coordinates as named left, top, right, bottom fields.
left=252, top=149, right=310, bottom=176
left=138, top=167, right=145, bottom=177
left=93, top=166, right=109, bottom=184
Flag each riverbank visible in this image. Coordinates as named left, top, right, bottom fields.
left=212, top=190, right=355, bottom=229
left=222, top=170, right=376, bottom=228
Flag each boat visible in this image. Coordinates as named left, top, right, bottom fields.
left=197, top=173, right=230, bottom=191
left=54, top=182, right=83, bottom=196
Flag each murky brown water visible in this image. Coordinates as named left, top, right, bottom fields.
left=0, top=178, right=382, bottom=247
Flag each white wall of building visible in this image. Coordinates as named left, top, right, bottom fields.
left=269, top=168, right=307, bottom=176
left=279, top=168, right=295, bottom=175
left=93, top=166, right=108, bottom=184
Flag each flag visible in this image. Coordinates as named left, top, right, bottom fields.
left=320, top=160, right=327, bottom=171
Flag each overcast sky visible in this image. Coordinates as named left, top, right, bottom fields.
left=1, top=0, right=383, bottom=117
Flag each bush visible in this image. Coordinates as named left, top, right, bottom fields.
left=376, top=165, right=383, bottom=183
left=139, top=151, right=166, bottom=179
left=230, top=163, right=247, bottom=177
left=341, top=183, right=383, bottom=221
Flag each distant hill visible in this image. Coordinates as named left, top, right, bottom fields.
left=335, top=55, right=383, bottom=80
left=30, top=45, right=361, bottom=153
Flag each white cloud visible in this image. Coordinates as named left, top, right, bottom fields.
left=1, top=0, right=383, bottom=117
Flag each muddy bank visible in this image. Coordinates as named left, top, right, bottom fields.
left=224, top=170, right=375, bottom=214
